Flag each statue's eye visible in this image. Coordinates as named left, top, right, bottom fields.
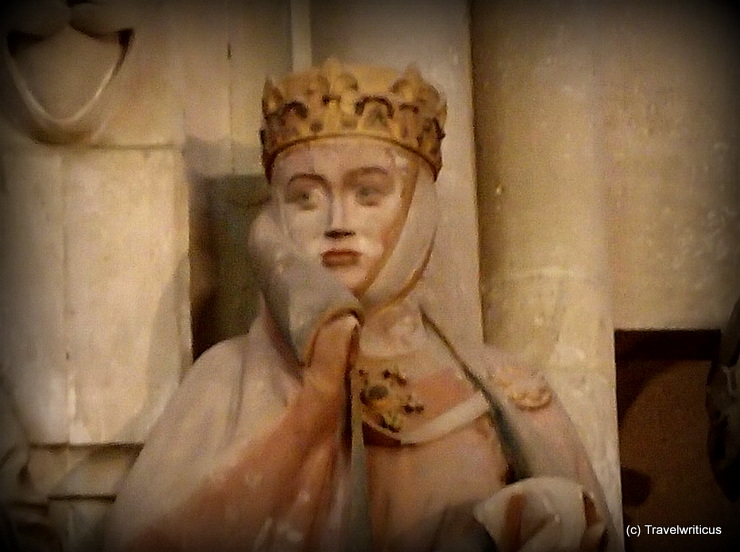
left=356, top=185, right=383, bottom=206
left=352, top=170, right=392, bottom=206
left=285, top=179, right=322, bottom=210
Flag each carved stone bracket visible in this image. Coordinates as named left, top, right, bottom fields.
left=0, top=0, right=140, bottom=143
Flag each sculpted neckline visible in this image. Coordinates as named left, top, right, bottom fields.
left=358, top=296, right=428, bottom=358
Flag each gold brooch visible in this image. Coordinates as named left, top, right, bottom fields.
left=358, top=364, right=424, bottom=433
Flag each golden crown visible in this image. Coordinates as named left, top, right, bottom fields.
left=260, top=59, right=446, bottom=179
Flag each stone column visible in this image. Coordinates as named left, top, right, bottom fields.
left=310, top=0, right=483, bottom=343
left=471, top=0, right=623, bottom=537
left=0, top=2, right=190, bottom=549
left=598, top=0, right=740, bottom=330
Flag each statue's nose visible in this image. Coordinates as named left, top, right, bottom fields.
left=325, top=198, right=354, bottom=239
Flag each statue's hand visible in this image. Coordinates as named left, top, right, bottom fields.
left=303, top=314, right=360, bottom=403
left=473, top=476, right=606, bottom=552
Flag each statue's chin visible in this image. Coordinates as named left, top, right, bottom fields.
left=322, top=263, right=371, bottom=297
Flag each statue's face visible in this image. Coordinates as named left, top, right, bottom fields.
left=272, top=137, right=416, bottom=294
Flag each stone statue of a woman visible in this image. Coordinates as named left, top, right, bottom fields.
left=105, top=59, right=619, bottom=552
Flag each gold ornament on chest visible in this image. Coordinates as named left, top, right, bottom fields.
left=354, top=349, right=494, bottom=447
left=357, top=358, right=425, bottom=434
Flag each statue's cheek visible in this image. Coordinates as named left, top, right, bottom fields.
left=285, top=210, right=329, bottom=244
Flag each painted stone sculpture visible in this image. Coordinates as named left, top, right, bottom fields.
left=105, top=60, right=618, bottom=552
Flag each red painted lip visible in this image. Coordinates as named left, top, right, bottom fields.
left=322, top=249, right=360, bottom=267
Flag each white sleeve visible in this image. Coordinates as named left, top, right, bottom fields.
left=473, top=476, right=606, bottom=552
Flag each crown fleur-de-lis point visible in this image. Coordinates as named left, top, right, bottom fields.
left=437, top=102, right=448, bottom=130
left=262, top=79, right=284, bottom=115
left=322, top=58, right=344, bottom=82
left=329, top=73, right=359, bottom=96
left=338, top=91, right=359, bottom=118
left=300, top=84, right=324, bottom=118
left=391, top=65, right=425, bottom=101
left=404, top=64, right=424, bottom=84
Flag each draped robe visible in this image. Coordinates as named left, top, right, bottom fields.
left=104, top=292, right=615, bottom=552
